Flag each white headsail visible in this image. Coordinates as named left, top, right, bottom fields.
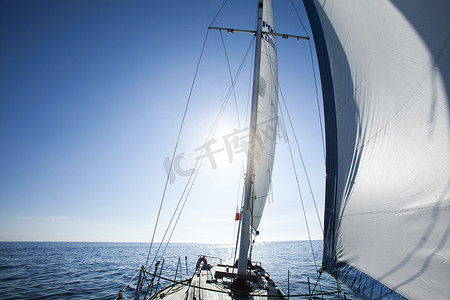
left=305, top=0, right=450, bottom=298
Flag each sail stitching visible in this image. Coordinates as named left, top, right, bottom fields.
left=340, top=204, right=450, bottom=218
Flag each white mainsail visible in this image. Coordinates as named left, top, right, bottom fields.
left=251, top=0, right=278, bottom=231
left=305, top=0, right=450, bottom=299
left=236, top=0, right=278, bottom=280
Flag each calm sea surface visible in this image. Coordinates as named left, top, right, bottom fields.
left=0, top=241, right=356, bottom=299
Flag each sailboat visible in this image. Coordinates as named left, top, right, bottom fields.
left=117, top=0, right=450, bottom=299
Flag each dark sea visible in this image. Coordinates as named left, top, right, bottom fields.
left=0, top=241, right=356, bottom=299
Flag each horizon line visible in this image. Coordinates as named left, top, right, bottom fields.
left=0, top=239, right=323, bottom=244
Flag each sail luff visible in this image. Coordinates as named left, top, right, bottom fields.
left=302, top=0, right=339, bottom=275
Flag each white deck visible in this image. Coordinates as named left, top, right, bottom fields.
left=150, top=264, right=286, bottom=300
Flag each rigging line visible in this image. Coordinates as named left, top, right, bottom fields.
left=218, top=30, right=245, bottom=253
left=219, top=30, right=241, bottom=129
left=150, top=29, right=255, bottom=272
left=233, top=37, right=255, bottom=264
left=209, top=0, right=228, bottom=28
left=160, top=111, right=240, bottom=265
left=146, top=90, right=233, bottom=264
left=121, top=267, right=141, bottom=293
left=144, top=27, right=211, bottom=269
left=262, top=40, right=320, bottom=273
left=263, top=37, right=324, bottom=234
left=279, top=84, right=324, bottom=233
left=278, top=98, right=320, bottom=274
left=290, top=0, right=325, bottom=161
left=159, top=41, right=253, bottom=247
left=154, top=35, right=256, bottom=265
left=246, top=38, right=255, bottom=133
left=231, top=168, right=243, bottom=252
left=148, top=97, right=227, bottom=269
left=308, top=39, right=326, bottom=162
left=148, top=157, right=203, bottom=270
left=161, top=156, right=209, bottom=262
left=145, top=0, right=229, bottom=269
left=289, top=0, right=310, bottom=37
left=233, top=195, right=243, bottom=265
left=232, top=162, right=245, bottom=258
left=262, top=42, right=326, bottom=297
left=148, top=32, right=252, bottom=270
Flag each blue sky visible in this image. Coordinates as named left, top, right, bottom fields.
left=0, top=0, right=325, bottom=243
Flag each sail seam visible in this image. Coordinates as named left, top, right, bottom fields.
left=339, top=204, right=450, bottom=218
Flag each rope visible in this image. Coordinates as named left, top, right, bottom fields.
left=219, top=30, right=242, bottom=129
left=277, top=100, right=323, bottom=288
left=209, top=0, right=228, bottom=27
left=121, top=267, right=141, bottom=293
left=308, top=39, right=326, bottom=161
left=219, top=28, right=245, bottom=261
left=262, top=33, right=327, bottom=297
left=289, top=0, right=309, bottom=36
left=148, top=33, right=256, bottom=270
left=290, top=0, right=326, bottom=162
left=289, top=0, right=326, bottom=231
left=261, top=39, right=323, bottom=279
left=263, top=12, right=324, bottom=234
left=278, top=88, right=324, bottom=234
left=145, top=25, right=211, bottom=269
left=233, top=35, right=256, bottom=266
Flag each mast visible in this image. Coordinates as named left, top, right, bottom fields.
left=236, top=0, right=264, bottom=281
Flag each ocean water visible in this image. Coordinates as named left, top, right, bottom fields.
left=0, top=241, right=356, bottom=299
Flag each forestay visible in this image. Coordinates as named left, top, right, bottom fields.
left=305, top=0, right=450, bottom=299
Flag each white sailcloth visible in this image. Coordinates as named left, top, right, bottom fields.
left=309, top=0, right=450, bottom=298
left=251, top=0, right=278, bottom=231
